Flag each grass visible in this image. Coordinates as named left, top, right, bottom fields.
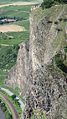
left=0, top=0, right=38, bottom=4
left=0, top=31, right=29, bottom=45
left=0, top=8, right=30, bottom=18
left=9, top=96, right=22, bottom=116
left=0, top=69, right=7, bottom=85
left=0, top=5, right=31, bottom=11
left=0, top=95, right=12, bottom=119
left=2, top=85, right=25, bottom=103
left=0, top=45, right=19, bottom=69
left=0, top=89, right=22, bottom=117
left=0, top=45, right=19, bottom=86
left=0, top=5, right=30, bottom=45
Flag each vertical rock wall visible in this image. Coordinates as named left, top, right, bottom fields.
left=23, top=7, right=67, bottom=119
left=6, top=5, right=67, bottom=119
left=6, top=41, right=29, bottom=96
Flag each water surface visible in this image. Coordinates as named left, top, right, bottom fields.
left=0, top=107, right=5, bottom=119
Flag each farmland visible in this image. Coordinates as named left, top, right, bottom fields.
left=0, top=0, right=40, bottom=86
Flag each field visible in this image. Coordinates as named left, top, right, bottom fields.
left=0, top=0, right=43, bottom=4
left=0, top=0, right=41, bottom=86
left=0, top=25, right=26, bottom=32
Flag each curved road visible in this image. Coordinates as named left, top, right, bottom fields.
left=0, top=93, right=19, bottom=119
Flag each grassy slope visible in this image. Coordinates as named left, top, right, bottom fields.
left=0, top=45, right=19, bottom=85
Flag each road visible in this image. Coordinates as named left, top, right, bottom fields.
left=0, top=93, right=19, bottom=119
left=0, top=87, right=25, bottom=109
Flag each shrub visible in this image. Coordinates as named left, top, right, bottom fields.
left=1, top=103, right=7, bottom=112
left=5, top=111, right=12, bottom=119
left=0, top=45, right=19, bottom=69
left=54, top=53, right=67, bottom=73
left=42, top=0, right=54, bottom=8
left=11, top=94, right=16, bottom=100
left=54, top=0, right=67, bottom=3
left=30, top=110, right=46, bottom=119
left=64, top=47, right=67, bottom=53
left=0, top=99, right=2, bottom=103
left=41, top=0, right=67, bottom=9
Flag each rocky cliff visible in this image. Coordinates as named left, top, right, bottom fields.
left=6, top=41, right=29, bottom=96
left=6, top=4, right=67, bottom=119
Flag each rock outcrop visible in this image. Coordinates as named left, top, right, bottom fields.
left=6, top=4, right=67, bottom=119
left=6, top=41, right=29, bottom=96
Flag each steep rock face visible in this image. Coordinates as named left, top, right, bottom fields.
left=23, top=6, right=67, bottom=119
left=6, top=5, right=67, bottom=119
left=6, top=42, right=29, bottom=96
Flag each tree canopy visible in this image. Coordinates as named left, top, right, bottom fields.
left=42, top=0, right=67, bottom=8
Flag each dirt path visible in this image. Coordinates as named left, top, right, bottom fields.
left=0, top=2, right=38, bottom=8
left=0, top=92, right=19, bottom=119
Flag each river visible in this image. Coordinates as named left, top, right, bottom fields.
left=0, top=107, right=5, bottom=119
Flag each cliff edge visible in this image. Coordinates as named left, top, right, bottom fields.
left=6, top=4, right=67, bottom=119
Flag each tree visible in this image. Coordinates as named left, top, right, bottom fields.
left=42, top=0, right=67, bottom=9
left=11, top=94, right=16, bottom=100
left=54, top=0, right=67, bottom=3
left=42, top=0, right=54, bottom=8
left=1, top=103, right=7, bottom=112
left=5, top=111, right=12, bottom=119
left=0, top=99, right=2, bottom=103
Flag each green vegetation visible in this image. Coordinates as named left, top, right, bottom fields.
left=32, top=3, right=66, bottom=22
left=10, top=95, right=22, bottom=116
left=0, top=90, right=22, bottom=117
left=0, top=0, right=40, bottom=88
left=0, top=5, right=31, bottom=46
left=5, top=111, right=12, bottom=119
left=30, top=110, right=46, bottom=119
left=0, top=98, right=13, bottom=119
left=0, top=45, right=19, bottom=69
left=41, top=0, right=67, bottom=9
left=0, top=4, right=31, bottom=86
left=0, top=45, right=19, bottom=86
left=0, top=0, right=37, bottom=4
left=0, top=102, right=7, bottom=112
left=64, top=46, right=67, bottom=53
left=0, top=69, right=7, bottom=85
left=41, top=0, right=54, bottom=9
left=54, top=50, right=67, bottom=73
left=3, top=86, right=25, bottom=102
left=0, top=32, right=29, bottom=45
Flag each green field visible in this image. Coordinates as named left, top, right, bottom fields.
left=0, top=0, right=36, bottom=4
left=0, top=1, right=36, bottom=86
left=0, top=0, right=43, bottom=4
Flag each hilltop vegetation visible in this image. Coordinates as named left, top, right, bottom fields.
left=41, top=0, right=67, bottom=8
